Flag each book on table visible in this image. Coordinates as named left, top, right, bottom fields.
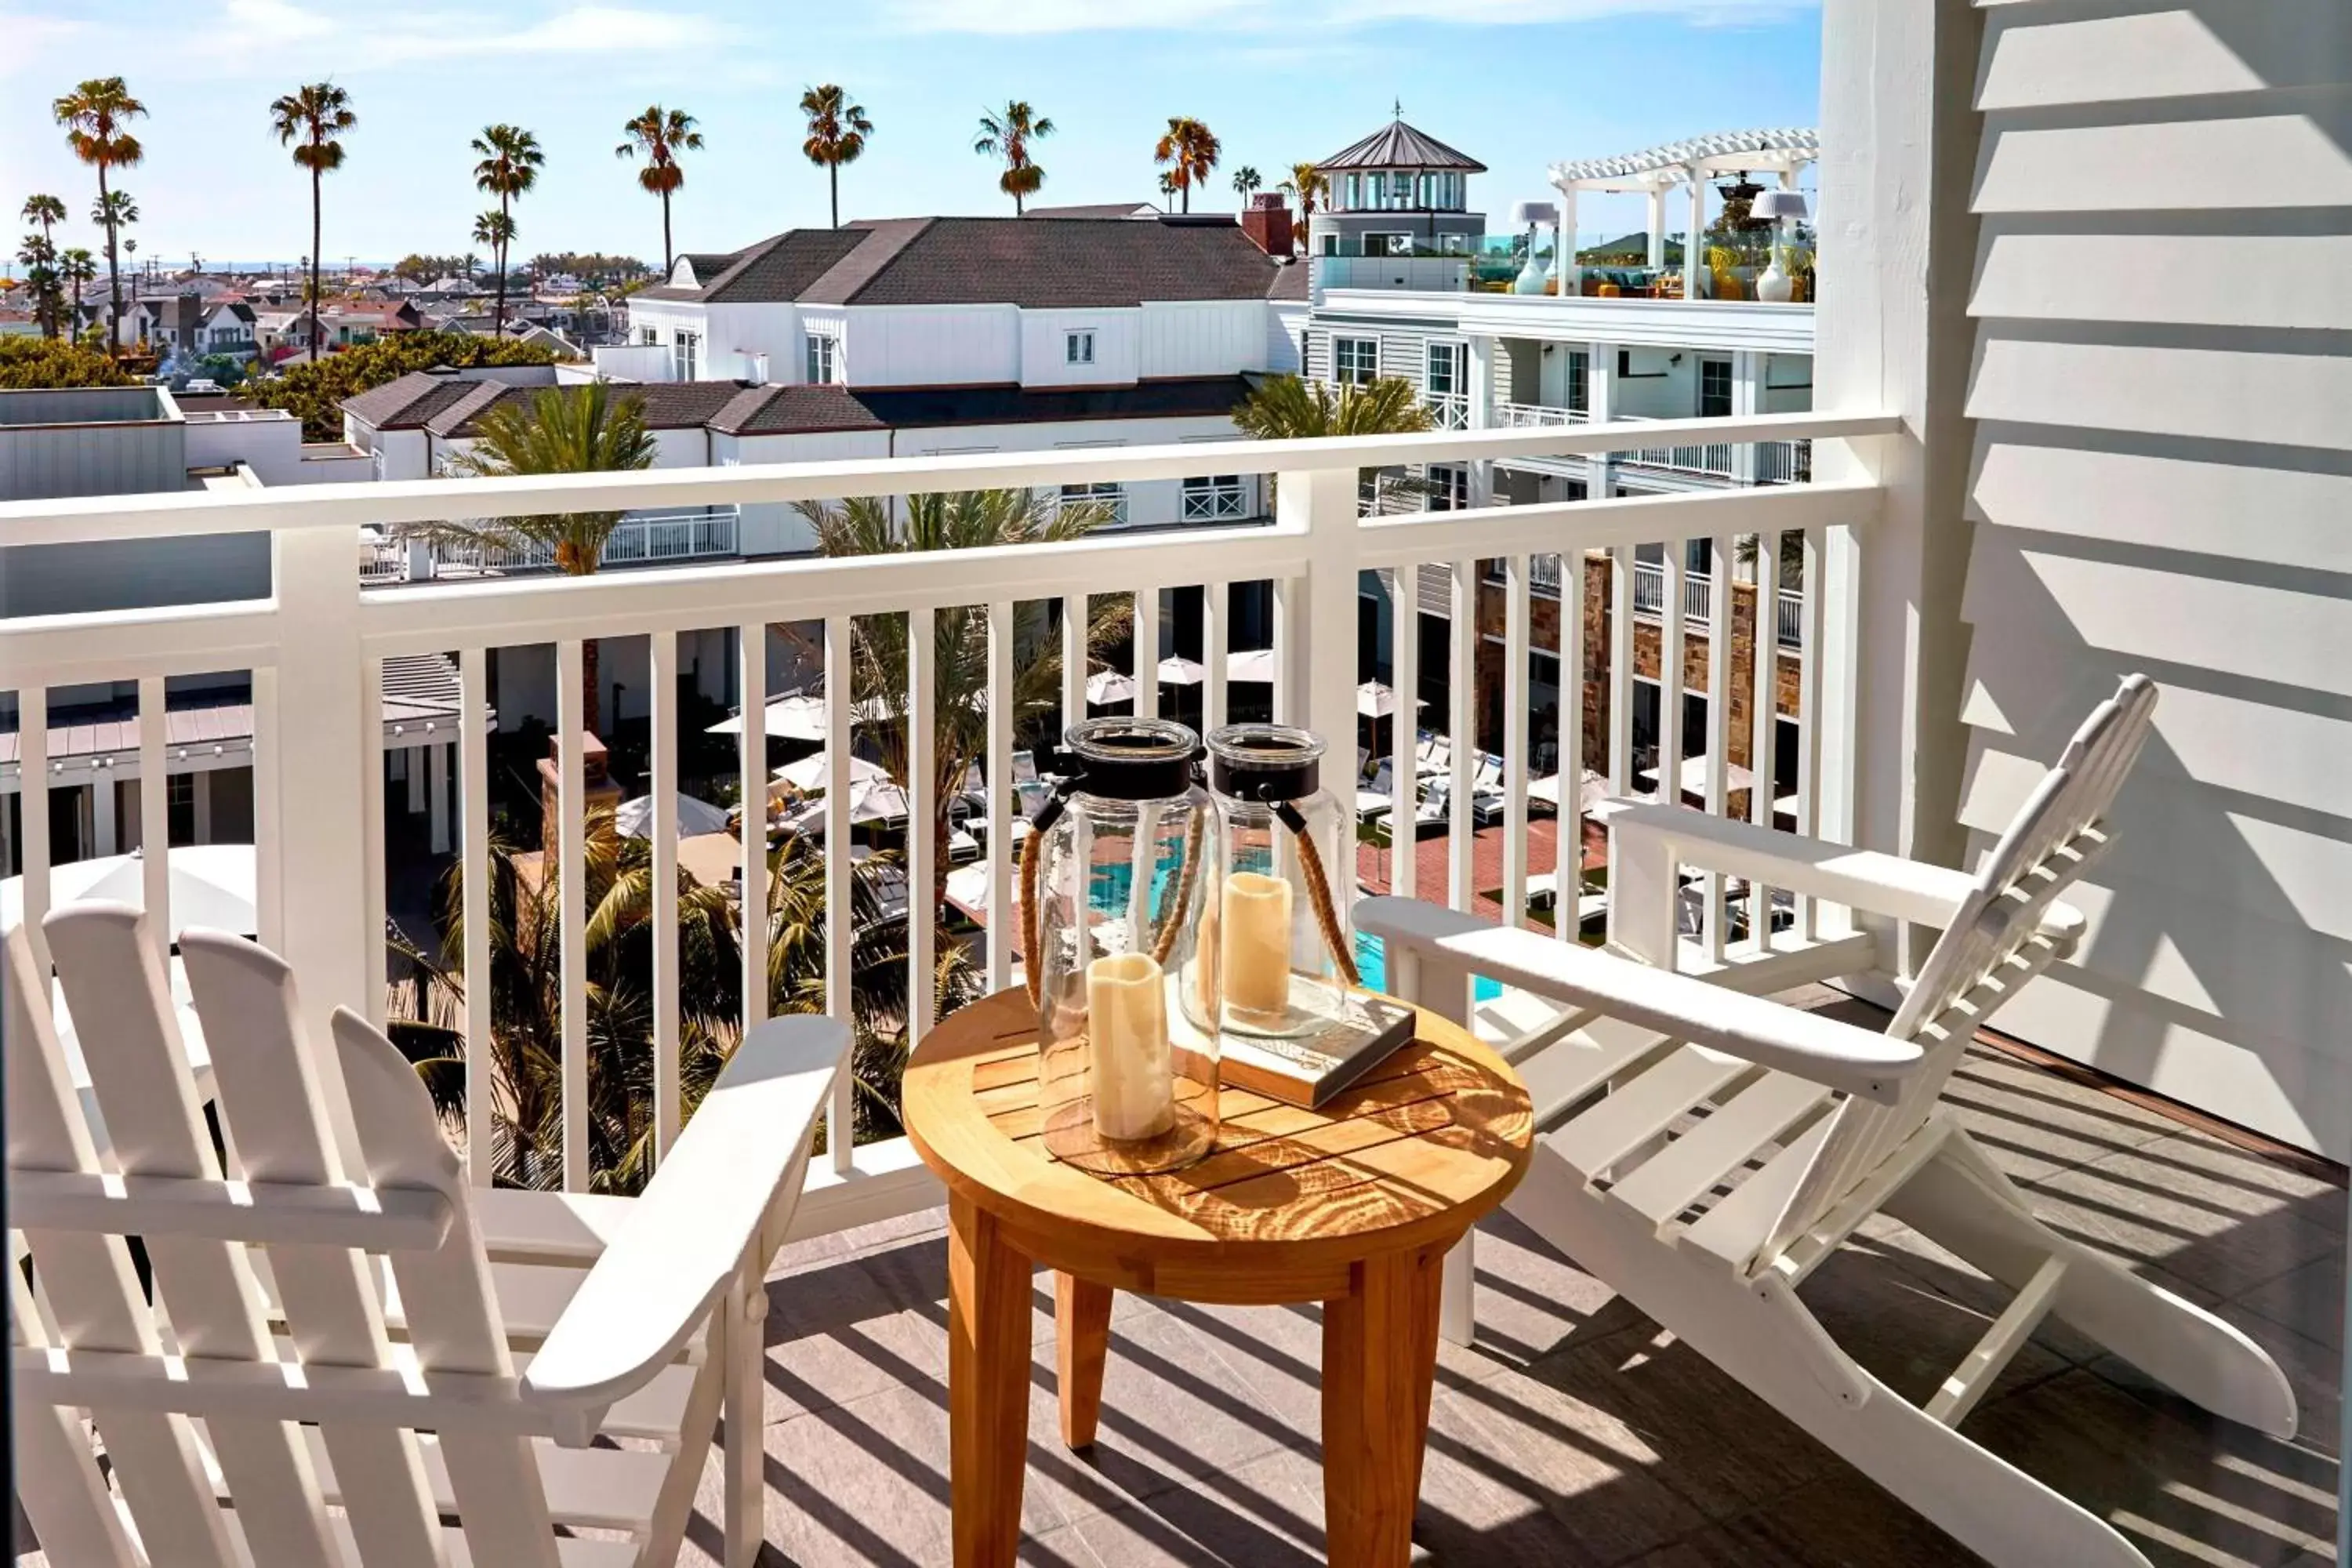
left=1214, top=989, right=1421, bottom=1109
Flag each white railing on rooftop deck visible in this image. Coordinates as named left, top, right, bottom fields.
left=0, top=407, right=1893, bottom=1238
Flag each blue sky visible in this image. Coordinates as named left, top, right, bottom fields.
left=2, top=0, right=1819, bottom=270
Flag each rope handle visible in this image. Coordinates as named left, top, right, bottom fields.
left=1019, top=789, right=1356, bottom=1005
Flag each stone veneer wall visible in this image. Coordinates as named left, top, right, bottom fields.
left=1472, top=550, right=1802, bottom=771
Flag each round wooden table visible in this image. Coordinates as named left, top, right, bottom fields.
left=903, top=987, right=1534, bottom=1568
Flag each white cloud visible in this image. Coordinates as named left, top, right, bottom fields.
left=201, top=2, right=729, bottom=70
left=0, top=8, right=92, bottom=78
left=880, top=0, right=1808, bottom=32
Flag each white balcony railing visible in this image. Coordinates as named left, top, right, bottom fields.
left=1181, top=478, right=1251, bottom=522
left=1424, top=391, right=1471, bottom=430
left=368, top=506, right=742, bottom=583
left=1496, top=401, right=1590, bottom=429
left=0, top=408, right=1892, bottom=1232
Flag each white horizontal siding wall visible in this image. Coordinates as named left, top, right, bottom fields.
left=1958, top=0, right=2352, bottom=1155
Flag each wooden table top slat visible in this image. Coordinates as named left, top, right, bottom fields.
left=905, top=989, right=1534, bottom=1266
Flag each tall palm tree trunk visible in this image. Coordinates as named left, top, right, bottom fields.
left=829, top=164, right=840, bottom=229
left=100, top=165, right=120, bottom=354
left=307, top=165, right=322, bottom=363
left=495, top=194, right=510, bottom=336
left=660, top=191, right=672, bottom=274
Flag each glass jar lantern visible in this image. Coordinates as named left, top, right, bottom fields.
left=1024, top=719, right=1220, bottom=1175
left=1197, top=724, right=1360, bottom=1040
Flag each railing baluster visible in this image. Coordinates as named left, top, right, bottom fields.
left=17, top=686, right=52, bottom=975
left=358, top=660, right=388, bottom=1028
left=1798, top=525, right=1828, bottom=941
left=1607, top=546, right=1635, bottom=795
left=556, top=639, right=589, bottom=1192
left=649, top=630, right=681, bottom=1163
left=1702, top=533, right=1735, bottom=967
left=136, top=676, right=170, bottom=969
left=739, top=623, right=769, bottom=1031
left=1447, top=557, right=1475, bottom=917
left=1501, top=555, right=1530, bottom=930
left=824, top=615, right=855, bottom=1173
left=459, top=648, right=493, bottom=1185
left=1558, top=550, right=1586, bottom=944
left=908, top=606, right=938, bottom=1047
left=1659, top=546, right=1685, bottom=810
left=1751, top=530, right=1783, bottom=957
left=1388, top=567, right=1416, bottom=902
left=250, top=669, right=281, bottom=956
left=1203, top=581, right=1228, bottom=739
left=985, top=601, right=1014, bottom=995
left=1134, top=586, right=1159, bottom=722
left=1062, top=593, right=1085, bottom=738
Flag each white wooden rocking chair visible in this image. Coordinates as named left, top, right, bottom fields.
left=9, top=904, right=846, bottom=1568
left=1356, top=675, right=2297, bottom=1568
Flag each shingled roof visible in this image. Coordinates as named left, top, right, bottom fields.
left=638, top=216, right=1290, bottom=310
left=1317, top=118, right=1486, bottom=173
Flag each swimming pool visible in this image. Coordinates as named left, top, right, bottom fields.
left=1353, top=930, right=1502, bottom=1003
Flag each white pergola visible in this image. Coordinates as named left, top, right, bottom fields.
left=1546, top=128, right=1817, bottom=296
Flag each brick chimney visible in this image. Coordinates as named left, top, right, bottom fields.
left=539, top=731, right=625, bottom=861
left=1240, top=194, right=1294, bottom=256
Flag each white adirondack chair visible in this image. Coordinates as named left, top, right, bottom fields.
left=1356, top=676, right=2298, bottom=1568
left=9, top=904, right=846, bottom=1568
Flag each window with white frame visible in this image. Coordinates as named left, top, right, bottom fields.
left=1333, top=336, right=1379, bottom=386
left=1181, top=474, right=1248, bottom=521
left=1567, top=350, right=1589, bottom=414
left=806, top=331, right=837, bottom=384
left=1425, top=463, right=1470, bottom=512
left=639, top=323, right=659, bottom=346
left=1425, top=342, right=1462, bottom=397
left=1059, top=480, right=1125, bottom=527
left=671, top=328, right=702, bottom=382
left=1700, top=357, right=1733, bottom=419
left=1065, top=329, right=1096, bottom=366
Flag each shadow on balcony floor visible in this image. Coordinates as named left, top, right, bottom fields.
left=651, top=997, right=2346, bottom=1568
left=12, top=1001, right=2339, bottom=1568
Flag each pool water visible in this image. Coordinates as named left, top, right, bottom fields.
left=1083, top=854, right=1501, bottom=1004
left=1352, top=931, right=1503, bottom=1003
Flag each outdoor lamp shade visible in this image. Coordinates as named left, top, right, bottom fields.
left=1752, top=190, right=1809, bottom=222
left=1509, top=199, right=1559, bottom=227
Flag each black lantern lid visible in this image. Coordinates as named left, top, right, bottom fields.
left=1206, top=724, right=1324, bottom=803
left=1061, top=717, right=1200, bottom=801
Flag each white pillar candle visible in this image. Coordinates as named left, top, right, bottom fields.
left=1087, top=953, right=1174, bottom=1141
left=1221, top=870, right=1294, bottom=1018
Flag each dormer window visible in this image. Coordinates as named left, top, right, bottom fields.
left=1066, top=330, right=1095, bottom=367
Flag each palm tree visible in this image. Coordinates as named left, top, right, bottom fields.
left=397, top=383, right=657, bottom=736
left=1152, top=117, right=1221, bottom=215
left=58, top=248, right=96, bottom=338
left=90, top=191, right=136, bottom=311
left=470, top=124, right=544, bottom=336
left=614, top=106, right=702, bottom=274
left=53, top=77, right=146, bottom=354
left=794, top=488, right=1127, bottom=913
left=1231, top=165, right=1261, bottom=209
left=1279, top=161, right=1330, bottom=246
left=270, top=82, right=357, bottom=365
left=974, top=102, right=1054, bottom=216
left=16, top=234, right=60, bottom=339
left=799, top=86, right=872, bottom=230
left=20, top=196, right=64, bottom=321
left=390, top=810, right=959, bottom=1190
left=1232, top=373, right=1435, bottom=514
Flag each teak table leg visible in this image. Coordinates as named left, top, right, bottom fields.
left=947, top=1195, right=1033, bottom=1568
left=1056, top=1272, right=1113, bottom=1450
left=1322, top=1244, right=1444, bottom=1566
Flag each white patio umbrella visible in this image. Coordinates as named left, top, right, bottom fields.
left=772, top=752, right=890, bottom=792
left=706, top=693, right=891, bottom=739
left=1227, top=647, right=1278, bottom=683
left=2, top=844, right=258, bottom=936
left=778, top=776, right=913, bottom=833
left=1528, top=769, right=1611, bottom=813
left=614, top=792, right=732, bottom=840
left=1086, top=670, right=1138, bottom=706
left=1637, top=755, right=1757, bottom=795
left=1156, top=655, right=1207, bottom=686
left=1356, top=680, right=1425, bottom=719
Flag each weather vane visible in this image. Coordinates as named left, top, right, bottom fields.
left=1393, top=96, right=1403, bottom=119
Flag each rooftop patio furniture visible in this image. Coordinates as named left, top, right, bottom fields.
left=9, top=906, right=848, bottom=1568
left=1355, top=677, right=2299, bottom=1568
left=902, top=987, right=1534, bottom=1567
left=1358, top=757, right=1398, bottom=818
